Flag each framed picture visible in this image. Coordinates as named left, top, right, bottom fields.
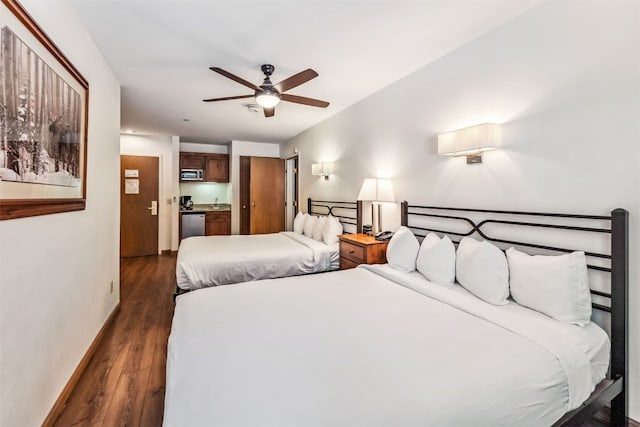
left=0, top=0, right=88, bottom=220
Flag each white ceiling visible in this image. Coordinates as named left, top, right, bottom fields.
left=70, top=0, right=540, bottom=144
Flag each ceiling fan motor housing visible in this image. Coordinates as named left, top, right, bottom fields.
left=257, top=64, right=280, bottom=105
left=261, top=64, right=275, bottom=77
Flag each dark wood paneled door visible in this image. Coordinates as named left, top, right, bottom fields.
left=250, top=157, right=285, bottom=234
left=240, top=156, right=285, bottom=234
left=120, top=155, right=159, bottom=257
left=239, top=156, right=251, bottom=235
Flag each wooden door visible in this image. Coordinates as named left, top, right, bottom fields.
left=249, top=157, right=285, bottom=234
left=120, top=155, right=159, bottom=257
left=239, top=156, right=251, bottom=235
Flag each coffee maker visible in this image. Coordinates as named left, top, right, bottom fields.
left=180, top=195, right=193, bottom=210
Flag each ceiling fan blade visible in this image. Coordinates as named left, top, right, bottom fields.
left=210, top=67, right=260, bottom=91
left=203, top=94, right=253, bottom=102
left=281, top=93, right=329, bottom=108
left=263, top=107, right=275, bottom=118
left=275, top=69, right=318, bottom=93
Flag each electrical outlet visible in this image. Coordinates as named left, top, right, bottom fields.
left=166, top=198, right=172, bottom=204
left=110, top=280, right=114, bottom=293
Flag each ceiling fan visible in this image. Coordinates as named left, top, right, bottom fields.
left=203, top=64, right=329, bottom=118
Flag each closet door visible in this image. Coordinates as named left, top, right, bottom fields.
left=249, top=157, right=285, bottom=234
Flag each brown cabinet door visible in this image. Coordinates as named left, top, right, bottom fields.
left=179, top=153, right=205, bottom=170
left=205, top=211, right=231, bottom=235
left=249, top=157, right=285, bottom=234
left=204, top=155, right=229, bottom=182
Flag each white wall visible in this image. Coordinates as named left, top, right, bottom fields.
left=180, top=182, right=231, bottom=205
left=229, top=140, right=280, bottom=234
left=171, top=136, right=180, bottom=249
left=0, top=1, right=121, bottom=425
left=121, top=133, right=180, bottom=252
left=180, top=141, right=228, bottom=154
left=282, top=1, right=640, bottom=420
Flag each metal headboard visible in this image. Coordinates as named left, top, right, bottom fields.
left=401, top=201, right=628, bottom=425
left=308, top=198, right=362, bottom=233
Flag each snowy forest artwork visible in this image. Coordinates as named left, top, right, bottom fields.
left=0, top=25, right=83, bottom=187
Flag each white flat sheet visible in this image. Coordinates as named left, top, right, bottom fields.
left=176, top=231, right=339, bottom=290
left=165, top=265, right=609, bottom=427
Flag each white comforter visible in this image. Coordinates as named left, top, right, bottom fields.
left=176, top=231, right=339, bottom=290
left=165, top=265, right=609, bottom=427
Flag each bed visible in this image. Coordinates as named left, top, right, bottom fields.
left=165, top=203, right=628, bottom=426
left=176, top=198, right=362, bottom=291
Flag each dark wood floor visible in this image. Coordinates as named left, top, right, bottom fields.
left=53, top=254, right=176, bottom=426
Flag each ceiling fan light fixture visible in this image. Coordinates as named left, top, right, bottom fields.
left=255, top=88, right=281, bottom=108
left=206, top=65, right=328, bottom=114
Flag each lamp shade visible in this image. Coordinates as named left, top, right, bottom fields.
left=312, top=162, right=334, bottom=179
left=357, top=178, right=395, bottom=202
left=438, top=123, right=502, bottom=156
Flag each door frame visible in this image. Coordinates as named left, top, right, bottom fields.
left=285, top=155, right=299, bottom=230
left=119, top=154, right=161, bottom=257
left=239, top=156, right=251, bottom=235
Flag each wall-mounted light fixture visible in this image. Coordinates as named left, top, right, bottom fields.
left=357, top=178, right=395, bottom=233
left=312, top=162, right=334, bottom=180
left=438, top=123, right=503, bottom=164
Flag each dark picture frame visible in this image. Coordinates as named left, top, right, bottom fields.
left=0, top=0, right=89, bottom=220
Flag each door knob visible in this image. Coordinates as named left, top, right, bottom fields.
left=251, top=202, right=255, bottom=207
left=242, top=205, right=247, bottom=209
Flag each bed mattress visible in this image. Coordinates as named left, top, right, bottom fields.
left=165, top=265, right=609, bottom=426
left=176, top=231, right=339, bottom=290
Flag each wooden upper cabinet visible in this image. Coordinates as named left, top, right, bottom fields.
left=179, top=152, right=229, bottom=183
left=180, top=153, right=205, bottom=170
left=205, top=155, right=229, bottom=183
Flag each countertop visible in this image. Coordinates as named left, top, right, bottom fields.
left=180, top=204, right=231, bottom=213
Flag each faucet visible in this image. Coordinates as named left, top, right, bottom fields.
left=215, top=197, right=219, bottom=206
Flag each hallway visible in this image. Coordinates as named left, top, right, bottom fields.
left=53, top=255, right=176, bottom=426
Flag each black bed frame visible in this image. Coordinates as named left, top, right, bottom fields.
left=400, top=202, right=629, bottom=426
left=308, top=197, right=362, bottom=233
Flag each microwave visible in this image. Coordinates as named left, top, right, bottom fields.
left=180, top=169, right=203, bottom=181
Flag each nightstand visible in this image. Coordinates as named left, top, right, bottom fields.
left=338, top=233, right=389, bottom=270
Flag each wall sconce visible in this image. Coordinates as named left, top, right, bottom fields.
left=312, top=162, right=334, bottom=180
left=357, top=178, right=395, bottom=233
left=437, top=123, right=503, bottom=164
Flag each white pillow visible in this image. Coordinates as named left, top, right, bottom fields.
left=456, top=237, right=509, bottom=305
left=303, top=214, right=316, bottom=238
left=507, top=248, right=591, bottom=326
left=323, top=215, right=343, bottom=245
left=312, top=216, right=327, bottom=241
left=293, top=212, right=305, bottom=234
left=386, top=226, right=419, bottom=272
left=416, top=233, right=455, bottom=285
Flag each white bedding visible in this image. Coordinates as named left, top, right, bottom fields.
left=165, top=265, right=609, bottom=426
left=176, top=231, right=339, bottom=290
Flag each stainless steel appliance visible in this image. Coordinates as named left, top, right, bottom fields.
left=180, top=169, right=203, bottom=181
left=181, top=212, right=205, bottom=239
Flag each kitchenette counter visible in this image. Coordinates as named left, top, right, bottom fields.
left=180, top=204, right=231, bottom=213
